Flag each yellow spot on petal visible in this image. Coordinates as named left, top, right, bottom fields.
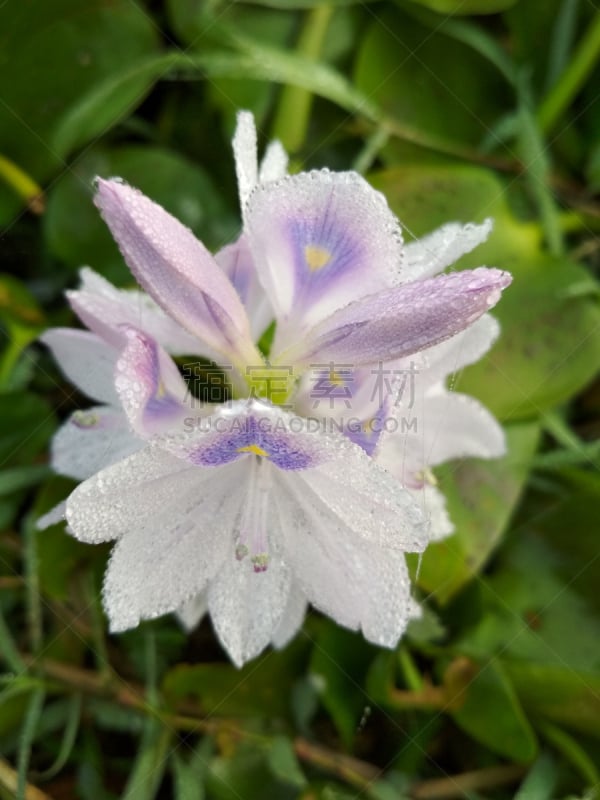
left=237, top=444, right=270, bottom=458
left=156, top=380, right=166, bottom=398
left=305, top=245, right=332, bottom=272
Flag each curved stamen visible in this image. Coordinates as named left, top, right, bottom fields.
left=235, top=455, right=272, bottom=572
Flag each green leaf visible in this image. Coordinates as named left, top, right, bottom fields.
left=163, top=645, right=304, bottom=718
left=267, top=736, right=307, bottom=789
left=396, top=0, right=519, bottom=13
left=506, top=662, right=600, bottom=738
left=122, top=724, right=173, bottom=800
left=514, top=753, right=558, bottom=799
left=0, top=465, right=50, bottom=497
left=52, top=53, right=181, bottom=159
left=45, top=145, right=233, bottom=285
left=445, top=658, right=538, bottom=761
left=0, top=0, right=159, bottom=183
left=413, top=421, right=541, bottom=602
left=355, top=10, right=508, bottom=162
left=206, top=743, right=294, bottom=800
left=458, top=534, right=600, bottom=673
left=309, top=620, right=376, bottom=747
left=172, top=738, right=212, bottom=800
left=0, top=393, right=56, bottom=467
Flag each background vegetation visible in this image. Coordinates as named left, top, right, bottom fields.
left=1, top=0, right=599, bottom=798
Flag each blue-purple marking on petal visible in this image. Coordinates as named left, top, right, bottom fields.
left=188, top=414, right=320, bottom=470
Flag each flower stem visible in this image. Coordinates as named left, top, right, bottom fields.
left=538, top=11, right=600, bottom=135
left=271, top=5, right=335, bottom=154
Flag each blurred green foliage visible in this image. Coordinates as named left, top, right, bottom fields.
left=1, top=0, right=599, bottom=798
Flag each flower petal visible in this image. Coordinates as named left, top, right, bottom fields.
left=114, top=326, right=191, bottom=436
left=232, top=110, right=258, bottom=210
left=403, top=219, right=493, bottom=281
left=66, top=444, right=240, bottom=543
left=259, top=139, right=288, bottom=184
left=52, top=406, right=141, bottom=481
left=277, top=477, right=413, bottom=647
left=418, top=390, right=506, bottom=465
left=417, top=313, right=500, bottom=387
left=245, top=170, right=403, bottom=348
left=41, top=328, right=119, bottom=405
left=408, top=484, right=454, bottom=542
left=162, top=400, right=329, bottom=471
left=215, top=235, right=273, bottom=341
left=283, top=268, right=511, bottom=367
left=298, top=449, right=428, bottom=552
left=69, top=267, right=201, bottom=355
left=66, top=450, right=246, bottom=630
left=379, top=390, right=505, bottom=481
left=176, top=592, right=208, bottom=632
left=271, top=584, right=307, bottom=649
left=94, top=179, right=259, bottom=367
left=208, top=547, right=292, bottom=668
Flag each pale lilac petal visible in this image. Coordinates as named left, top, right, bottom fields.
left=408, top=484, right=454, bottom=542
left=70, top=267, right=200, bottom=355
left=52, top=406, right=141, bottom=481
left=215, top=235, right=273, bottom=341
left=259, top=140, right=288, bottom=184
left=277, top=478, right=413, bottom=647
left=66, top=445, right=229, bottom=543
left=36, top=501, right=67, bottom=530
left=94, top=179, right=259, bottom=367
left=283, top=268, right=511, bottom=367
left=299, top=447, right=428, bottom=552
left=114, top=327, right=191, bottom=436
left=417, top=313, right=500, bottom=387
left=245, top=170, right=404, bottom=348
left=379, top=390, right=505, bottom=480
left=176, top=592, right=208, bottom=632
left=66, top=451, right=247, bottom=630
left=403, top=219, right=493, bottom=281
left=271, top=584, right=307, bottom=649
left=208, top=547, right=292, bottom=668
left=358, top=548, right=412, bottom=648
left=274, top=481, right=362, bottom=633
left=233, top=110, right=258, bottom=210
left=41, top=328, right=119, bottom=405
left=162, top=400, right=330, bottom=472
left=418, top=391, right=506, bottom=465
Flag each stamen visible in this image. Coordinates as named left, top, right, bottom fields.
left=72, top=411, right=100, bottom=429
left=234, top=456, right=272, bottom=572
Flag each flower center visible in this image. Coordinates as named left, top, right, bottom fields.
left=244, top=365, right=296, bottom=406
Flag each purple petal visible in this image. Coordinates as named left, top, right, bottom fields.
left=283, top=268, right=512, bottom=367
left=68, top=267, right=201, bottom=356
left=215, top=235, right=273, bottom=341
left=168, top=401, right=324, bottom=471
left=94, top=179, right=259, bottom=367
left=244, top=170, right=404, bottom=349
left=115, top=326, right=191, bottom=436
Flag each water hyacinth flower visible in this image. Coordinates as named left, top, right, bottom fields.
left=42, top=112, right=512, bottom=666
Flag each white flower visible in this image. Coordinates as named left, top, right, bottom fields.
left=42, top=111, right=511, bottom=666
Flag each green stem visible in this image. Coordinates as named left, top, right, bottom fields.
left=0, top=156, right=44, bottom=214
left=538, top=11, right=600, bottom=135
left=23, top=516, right=42, bottom=655
left=271, top=5, right=334, bottom=154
